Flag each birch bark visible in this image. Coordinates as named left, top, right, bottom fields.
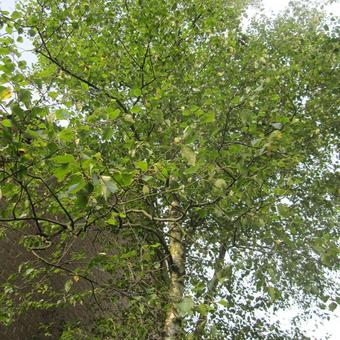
left=163, top=201, right=185, bottom=340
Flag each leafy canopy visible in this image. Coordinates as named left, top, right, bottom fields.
left=0, top=0, right=339, bottom=338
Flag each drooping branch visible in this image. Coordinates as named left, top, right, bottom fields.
left=31, top=250, right=132, bottom=298
left=27, top=173, right=75, bottom=229
left=0, top=216, right=69, bottom=230
left=19, top=180, right=44, bottom=236
left=125, top=203, right=191, bottom=222
left=193, top=242, right=227, bottom=337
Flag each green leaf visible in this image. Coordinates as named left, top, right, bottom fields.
left=52, top=154, right=76, bottom=164
left=103, top=127, right=114, bottom=140
left=2, top=119, right=12, bottom=127
left=100, top=175, right=118, bottom=199
left=48, top=91, right=58, bottom=100
left=218, top=299, right=229, bottom=307
left=53, top=164, right=71, bottom=182
left=123, top=114, right=135, bottom=123
left=231, top=96, right=241, bottom=105
left=267, top=286, right=280, bottom=301
left=108, top=108, right=120, bottom=120
left=130, top=88, right=142, bottom=97
left=229, top=144, right=241, bottom=153
left=81, top=82, right=89, bottom=91
left=76, top=191, right=90, bottom=208
left=135, top=161, right=148, bottom=171
left=106, top=217, right=118, bottom=226
left=18, top=89, right=31, bottom=107
left=113, top=173, right=134, bottom=187
left=277, top=204, right=290, bottom=218
left=66, top=175, right=86, bottom=194
left=121, top=250, right=137, bottom=259
left=202, top=111, right=215, bottom=123
left=328, top=302, right=337, bottom=312
left=55, top=109, right=70, bottom=120
left=131, top=106, right=142, bottom=113
left=197, top=303, right=209, bottom=316
left=58, top=128, right=74, bottom=142
left=176, top=296, right=194, bottom=317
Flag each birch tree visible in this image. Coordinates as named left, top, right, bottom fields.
left=0, top=0, right=339, bottom=338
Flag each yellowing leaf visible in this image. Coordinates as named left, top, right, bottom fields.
left=181, top=146, right=196, bottom=166
left=142, top=185, right=150, bottom=195
left=269, top=130, right=282, bottom=140
left=214, top=178, right=227, bottom=188
left=0, top=87, right=12, bottom=101
left=18, top=148, right=27, bottom=155
left=64, top=279, right=73, bottom=293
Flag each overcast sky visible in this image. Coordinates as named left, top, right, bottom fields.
left=1, top=0, right=339, bottom=338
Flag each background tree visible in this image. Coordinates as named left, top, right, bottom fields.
left=0, top=0, right=339, bottom=339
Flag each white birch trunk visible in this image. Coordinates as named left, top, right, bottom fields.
left=163, top=201, right=185, bottom=340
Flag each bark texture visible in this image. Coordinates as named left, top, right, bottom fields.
left=163, top=201, right=185, bottom=340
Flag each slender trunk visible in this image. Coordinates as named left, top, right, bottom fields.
left=163, top=201, right=185, bottom=340
left=193, top=242, right=227, bottom=337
